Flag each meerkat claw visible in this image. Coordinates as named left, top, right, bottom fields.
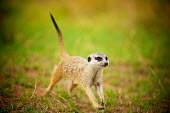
left=98, top=107, right=105, bottom=110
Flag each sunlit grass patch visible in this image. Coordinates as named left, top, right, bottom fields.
left=105, top=89, right=116, bottom=105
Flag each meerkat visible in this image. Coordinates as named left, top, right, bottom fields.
left=46, top=14, right=109, bottom=110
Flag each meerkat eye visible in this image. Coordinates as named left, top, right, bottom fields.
left=95, top=57, right=103, bottom=61
left=105, top=57, right=108, bottom=61
left=88, top=56, right=91, bottom=62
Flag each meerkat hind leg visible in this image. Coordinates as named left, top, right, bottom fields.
left=68, top=81, right=78, bottom=96
left=46, top=67, right=62, bottom=94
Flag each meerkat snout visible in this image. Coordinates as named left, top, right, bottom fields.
left=88, top=53, right=109, bottom=68
left=104, top=62, right=108, bottom=67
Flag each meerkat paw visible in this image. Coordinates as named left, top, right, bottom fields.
left=97, top=105, right=105, bottom=111
left=98, top=107, right=105, bottom=110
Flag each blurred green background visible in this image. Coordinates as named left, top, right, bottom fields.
left=0, top=0, right=170, bottom=112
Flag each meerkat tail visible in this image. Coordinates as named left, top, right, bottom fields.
left=50, top=13, right=69, bottom=59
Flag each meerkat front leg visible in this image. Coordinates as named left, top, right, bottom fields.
left=95, top=83, right=105, bottom=107
left=84, top=86, right=105, bottom=110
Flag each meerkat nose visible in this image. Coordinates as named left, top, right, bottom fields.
left=104, top=63, right=108, bottom=67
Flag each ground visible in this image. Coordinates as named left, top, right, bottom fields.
left=0, top=61, right=169, bottom=112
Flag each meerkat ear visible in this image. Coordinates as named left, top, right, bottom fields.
left=88, top=56, right=91, bottom=62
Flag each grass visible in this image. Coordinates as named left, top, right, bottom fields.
left=0, top=1, right=170, bottom=113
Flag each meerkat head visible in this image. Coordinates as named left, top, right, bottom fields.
left=87, top=53, right=109, bottom=68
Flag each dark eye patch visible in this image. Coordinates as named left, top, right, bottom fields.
left=95, top=57, right=103, bottom=61
left=105, top=57, right=108, bottom=61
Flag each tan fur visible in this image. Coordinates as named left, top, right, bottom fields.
left=46, top=14, right=108, bottom=110
left=46, top=56, right=105, bottom=109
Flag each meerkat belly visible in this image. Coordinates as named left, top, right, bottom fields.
left=61, top=56, right=88, bottom=82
